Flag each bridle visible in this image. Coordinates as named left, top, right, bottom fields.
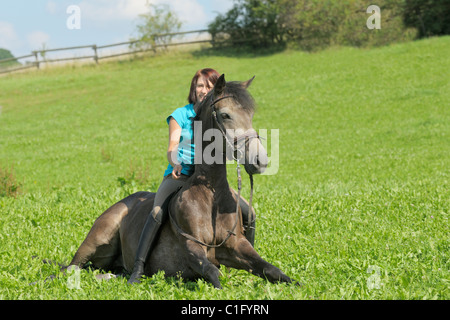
left=210, top=95, right=259, bottom=238
left=169, top=95, right=259, bottom=248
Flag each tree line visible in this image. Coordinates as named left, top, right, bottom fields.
left=129, top=0, right=449, bottom=51
left=208, top=0, right=449, bottom=50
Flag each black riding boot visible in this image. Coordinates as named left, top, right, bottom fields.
left=127, top=208, right=163, bottom=284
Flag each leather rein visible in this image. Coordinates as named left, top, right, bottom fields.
left=169, top=95, right=258, bottom=248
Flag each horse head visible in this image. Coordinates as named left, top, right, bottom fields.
left=208, top=74, right=268, bottom=175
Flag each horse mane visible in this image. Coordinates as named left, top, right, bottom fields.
left=193, top=81, right=256, bottom=123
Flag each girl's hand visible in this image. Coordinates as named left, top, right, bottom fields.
left=172, top=164, right=182, bottom=179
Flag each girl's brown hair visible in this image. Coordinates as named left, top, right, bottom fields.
left=188, top=68, right=220, bottom=104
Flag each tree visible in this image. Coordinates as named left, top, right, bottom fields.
left=402, top=0, right=450, bottom=38
left=208, top=0, right=286, bottom=48
left=278, top=0, right=347, bottom=50
left=130, top=3, right=183, bottom=51
left=0, top=48, right=20, bottom=69
left=209, top=0, right=420, bottom=51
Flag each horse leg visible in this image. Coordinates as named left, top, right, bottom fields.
left=223, top=238, right=298, bottom=285
left=185, top=240, right=222, bottom=289
left=37, top=204, right=124, bottom=284
left=68, top=201, right=128, bottom=270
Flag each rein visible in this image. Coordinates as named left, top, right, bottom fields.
left=169, top=95, right=257, bottom=249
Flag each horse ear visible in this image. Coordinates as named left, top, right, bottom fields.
left=214, top=74, right=226, bottom=96
left=242, top=76, right=255, bottom=89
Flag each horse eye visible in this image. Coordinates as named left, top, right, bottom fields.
left=221, top=113, right=231, bottom=120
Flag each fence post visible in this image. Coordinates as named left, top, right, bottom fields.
left=92, top=45, right=98, bottom=64
left=32, top=51, right=40, bottom=69
left=211, top=32, right=216, bottom=48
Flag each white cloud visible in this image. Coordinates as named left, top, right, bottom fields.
left=0, top=21, right=21, bottom=52
left=76, top=0, right=207, bottom=29
left=79, top=0, right=148, bottom=21
left=27, top=31, right=51, bottom=50
left=159, top=0, right=208, bottom=29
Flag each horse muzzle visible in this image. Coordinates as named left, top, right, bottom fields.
left=234, top=130, right=268, bottom=175
left=244, top=147, right=268, bottom=175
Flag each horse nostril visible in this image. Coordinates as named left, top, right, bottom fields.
left=257, top=153, right=269, bottom=168
left=255, top=155, right=261, bottom=166
left=253, top=155, right=266, bottom=169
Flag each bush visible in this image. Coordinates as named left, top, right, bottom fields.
left=332, top=0, right=417, bottom=48
left=282, top=0, right=417, bottom=50
left=281, top=0, right=348, bottom=50
left=209, top=0, right=287, bottom=48
left=0, top=48, right=21, bottom=69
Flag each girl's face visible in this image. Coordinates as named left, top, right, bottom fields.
left=196, top=77, right=213, bottom=102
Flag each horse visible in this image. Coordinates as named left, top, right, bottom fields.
left=65, top=74, right=298, bottom=289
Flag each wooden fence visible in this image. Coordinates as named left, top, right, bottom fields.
left=0, top=29, right=211, bottom=75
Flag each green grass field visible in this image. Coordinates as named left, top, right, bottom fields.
left=0, top=37, right=448, bottom=300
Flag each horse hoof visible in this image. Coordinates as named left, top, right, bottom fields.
left=127, top=277, right=142, bottom=285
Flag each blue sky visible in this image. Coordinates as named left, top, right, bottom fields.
left=0, top=0, right=234, bottom=57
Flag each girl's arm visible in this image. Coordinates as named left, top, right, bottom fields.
left=167, top=117, right=183, bottom=179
